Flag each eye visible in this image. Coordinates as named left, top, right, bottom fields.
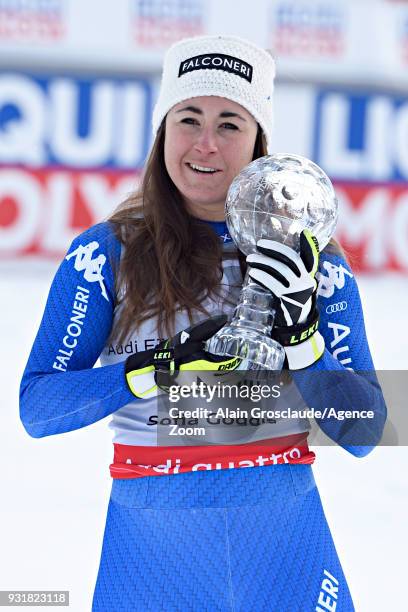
left=220, top=122, right=239, bottom=130
left=181, top=117, right=199, bottom=125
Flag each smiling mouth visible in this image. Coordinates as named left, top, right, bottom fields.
left=187, top=162, right=221, bottom=174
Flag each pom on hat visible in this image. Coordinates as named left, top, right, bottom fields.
left=152, top=35, right=276, bottom=151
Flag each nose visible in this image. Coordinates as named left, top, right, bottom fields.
left=193, top=127, right=218, bottom=155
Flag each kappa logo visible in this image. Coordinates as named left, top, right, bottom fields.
left=326, top=301, right=348, bottom=314
left=317, top=261, right=353, bottom=299
left=179, top=53, right=253, bottom=83
left=66, top=241, right=108, bottom=301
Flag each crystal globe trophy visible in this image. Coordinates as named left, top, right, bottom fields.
left=206, top=153, right=338, bottom=370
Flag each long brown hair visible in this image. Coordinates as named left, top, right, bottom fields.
left=108, top=123, right=343, bottom=343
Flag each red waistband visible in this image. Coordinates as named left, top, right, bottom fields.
left=110, top=433, right=315, bottom=479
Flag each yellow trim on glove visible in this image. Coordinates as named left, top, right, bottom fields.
left=126, top=365, right=157, bottom=399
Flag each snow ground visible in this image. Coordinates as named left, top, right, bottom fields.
left=0, top=264, right=407, bottom=612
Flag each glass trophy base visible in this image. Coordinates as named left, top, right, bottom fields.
left=206, top=324, right=285, bottom=371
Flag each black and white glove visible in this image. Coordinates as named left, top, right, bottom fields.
left=125, top=315, right=242, bottom=398
left=247, top=230, right=324, bottom=370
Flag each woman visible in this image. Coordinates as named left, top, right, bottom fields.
left=20, top=35, right=386, bottom=611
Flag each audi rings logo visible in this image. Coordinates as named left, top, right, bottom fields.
left=326, top=301, right=348, bottom=314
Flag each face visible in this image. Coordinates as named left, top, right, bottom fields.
left=164, top=96, right=258, bottom=221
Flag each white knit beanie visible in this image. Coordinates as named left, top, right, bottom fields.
left=152, top=35, right=276, bottom=150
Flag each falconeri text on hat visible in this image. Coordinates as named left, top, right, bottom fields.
left=152, top=35, right=276, bottom=150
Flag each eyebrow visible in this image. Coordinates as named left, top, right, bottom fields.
left=175, top=105, right=247, bottom=122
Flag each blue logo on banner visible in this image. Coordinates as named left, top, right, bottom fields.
left=275, top=2, right=343, bottom=31
left=131, top=0, right=204, bottom=45
left=0, top=0, right=65, bottom=41
left=133, top=0, right=203, bottom=19
left=0, top=73, right=153, bottom=169
left=0, top=0, right=63, bottom=17
left=313, top=89, right=408, bottom=182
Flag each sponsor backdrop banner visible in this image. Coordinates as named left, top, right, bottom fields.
left=0, top=2, right=407, bottom=272
left=1, top=74, right=407, bottom=271
left=265, top=0, right=408, bottom=89
left=335, top=184, right=408, bottom=273
left=312, top=87, right=408, bottom=273
left=313, top=89, right=408, bottom=183
left=0, top=0, right=67, bottom=44
left=130, top=0, right=205, bottom=50
left=0, top=0, right=208, bottom=70
left=0, top=72, right=151, bottom=255
left=1, top=1, right=408, bottom=88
